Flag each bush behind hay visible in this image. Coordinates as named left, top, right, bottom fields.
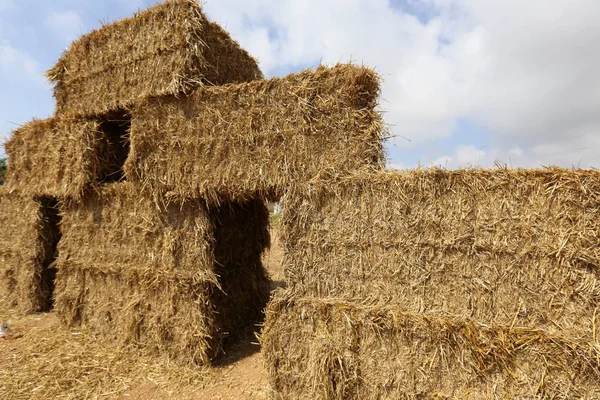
left=261, top=292, right=600, bottom=400
left=282, top=167, right=600, bottom=339
left=46, top=0, right=262, bottom=117
left=126, top=64, right=384, bottom=204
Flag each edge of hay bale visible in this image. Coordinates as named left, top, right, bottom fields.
left=46, top=0, right=263, bottom=116
left=126, top=63, right=384, bottom=203
left=261, top=291, right=600, bottom=400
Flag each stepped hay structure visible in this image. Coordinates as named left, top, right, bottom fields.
left=2, top=0, right=600, bottom=397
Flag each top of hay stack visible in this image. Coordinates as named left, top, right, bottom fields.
left=46, top=0, right=263, bottom=117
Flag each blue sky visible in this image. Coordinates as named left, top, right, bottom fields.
left=1, top=0, right=599, bottom=169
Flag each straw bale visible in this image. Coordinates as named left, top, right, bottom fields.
left=282, top=167, right=600, bottom=339
left=262, top=293, right=600, bottom=400
left=4, top=116, right=121, bottom=199
left=54, top=182, right=271, bottom=364
left=0, top=188, right=59, bottom=313
left=125, top=64, right=384, bottom=203
left=46, top=0, right=262, bottom=117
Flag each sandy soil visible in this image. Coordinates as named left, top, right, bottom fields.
left=0, top=225, right=285, bottom=400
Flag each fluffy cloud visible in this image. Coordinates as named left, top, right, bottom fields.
left=203, top=0, right=600, bottom=168
left=46, top=10, right=84, bottom=45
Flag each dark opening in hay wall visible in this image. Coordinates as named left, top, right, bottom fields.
left=97, top=110, right=131, bottom=184
left=0, top=189, right=63, bottom=314
left=37, top=196, right=62, bottom=312
left=208, top=198, right=271, bottom=354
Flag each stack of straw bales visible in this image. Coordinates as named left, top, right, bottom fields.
left=54, top=183, right=270, bottom=364
left=1, top=0, right=270, bottom=365
left=2, top=0, right=385, bottom=368
left=262, top=167, right=600, bottom=398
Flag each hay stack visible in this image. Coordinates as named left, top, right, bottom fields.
left=0, top=188, right=60, bottom=313
left=46, top=0, right=262, bottom=117
left=54, top=182, right=270, bottom=365
left=125, top=64, right=384, bottom=203
left=4, top=116, right=124, bottom=199
left=282, top=168, right=600, bottom=339
left=261, top=293, right=600, bottom=400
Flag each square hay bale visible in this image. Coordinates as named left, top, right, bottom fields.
left=46, top=0, right=262, bottom=117
left=5, top=116, right=128, bottom=199
left=282, top=168, right=600, bottom=339
left=125, top=64, right=384, bottom=203
left=261, top=293, right=600, bottom=400
left=54, top=182, right=271, bottom=365
left=0, top=188, right=61, bottom=314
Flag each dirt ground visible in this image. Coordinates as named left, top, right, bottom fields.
left=0, top=225, right=284, bottom=400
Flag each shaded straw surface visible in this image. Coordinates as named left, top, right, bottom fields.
left=46, top=0, right=262, bottom=117
left=262, top=292, right=600, bottom=400
left=282, top=167, right=600, bottom=339
left=0, top=188, right=59, bottom=313
left=54, top=182, right=271, bottom=365
left=126, top=64, right=384, bottom=203
left=4, top=117, right=113, bottom=200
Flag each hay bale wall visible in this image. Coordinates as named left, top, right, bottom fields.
left=54, top=182, right=271, bottom=365
left=0, top=189, right=60, bottom=313
left=4, top=116, right=124, bottom=199
left=262, top=293, right=600, bottom=400
left=282, top=168, right=600, bottom=339
left=46, top=0, right=262, bottom=117
left=125, top=64, right=384, bottom=203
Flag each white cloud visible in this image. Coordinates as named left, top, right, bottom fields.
left=203, top=0, right=600, bottom=168
left=0, top=41, right=44, bottom=84
left=46, top=11, right=84, bottom=45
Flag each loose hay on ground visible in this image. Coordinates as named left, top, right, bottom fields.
left=54, top=182, right=271, bottom=365
left=125, top=64, right=384, bottom=203
left=261, top=292, right=600, bottom=400
left=0, top=188, right=60, bottom=314
left=0, top=313, right=208, bottom=400
left=46, top=0, right=262, bottom=117
left=282, top=167, right=600, bottom=339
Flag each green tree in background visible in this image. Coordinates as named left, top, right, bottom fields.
left=0, top=158, right=7, bottom=180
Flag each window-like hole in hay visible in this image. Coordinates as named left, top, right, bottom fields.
left=37, top=195, right=62, bottom=312
left=97, top=110, right=131, bottom=183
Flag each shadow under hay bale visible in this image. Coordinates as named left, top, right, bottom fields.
left=0, top=189, right=61, bottom=314
left=54, top=182, right=271, bottom=365
left=125, top=64, right=384, bottom=204
left=261, top=292, right=600, bottom=400
left=46, top=0, right=263, bottom=117
left=281, top=167, right=600, bottom=340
